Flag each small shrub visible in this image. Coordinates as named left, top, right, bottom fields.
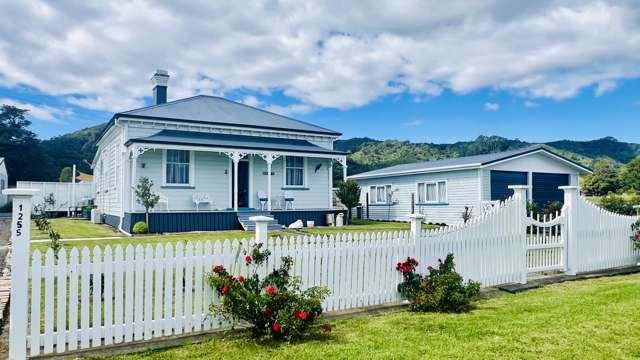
left=597, top=193, right=640, bottom=216
left=132, top=221, right=148, bottom=234
left=631, top=221, right=640, bottom=250
left=208, top=244, right=330, bottom=341
left=396, top=253, right=480, bottom=313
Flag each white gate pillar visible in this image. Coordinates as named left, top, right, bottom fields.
left=508, top=185, right=529, bottom=284
left=408, top=213, right=425, bottom=239
left=250, top=215, right=273, bottom=243
left=3, top=188, right=38, bottom=360
left=560, top=186, right=579, bottom=275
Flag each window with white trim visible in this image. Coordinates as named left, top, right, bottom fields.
left=370, top=184, right=392, bottom=204
left=285, top=156, right=305, bottom=186
left=416, top=180, right=447, bottom=203
left=165, top=150, right=191, bottom=185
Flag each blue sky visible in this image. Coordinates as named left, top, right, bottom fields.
left=1, top=1, right=639, bottom=143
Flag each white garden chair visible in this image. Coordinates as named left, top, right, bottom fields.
left=192, top=192, right=212, bottom=211
left=283, top=191, right=295, bottom=210
left=257, top=191, right=269, bottom=211
left=157, top=192, right=169, bottom=211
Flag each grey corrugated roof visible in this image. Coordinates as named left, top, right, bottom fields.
left=117, top=95, right=340, bottom=136
left=126, top=130, right=346, bottom=155
left=350, top=146, right=591, bottom=179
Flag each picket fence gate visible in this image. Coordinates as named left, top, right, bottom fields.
left=3, top=185, right=638, bottom=358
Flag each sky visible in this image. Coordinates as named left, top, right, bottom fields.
left=0, top=0, right=639, bottom=143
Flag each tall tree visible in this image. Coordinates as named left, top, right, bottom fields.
left=0, top=105, right=48, bottom=184
left=621, top=156, right=640, bottom=193
left=581, top=158, right=622, bottom=196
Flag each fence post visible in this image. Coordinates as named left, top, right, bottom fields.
left=508, top=185, right=529, bottom=284
left=560, top=186, right=579, bottom=275
left=408, top=213, right=425, bottom=239
left=250, top=215, right=273, bottom=244
left=3, top=188, right=38, bottom=360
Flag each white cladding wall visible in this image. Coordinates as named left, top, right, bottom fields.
left=95, top=127, right=122, bottom=216
left=132, top=151, right=331, bottom=211
left=481, top=152, right=581, bottom=201
left=356, top=169, right=480, bottom=225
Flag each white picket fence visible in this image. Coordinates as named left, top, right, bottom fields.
left=4, top=185, right=639, bottom=358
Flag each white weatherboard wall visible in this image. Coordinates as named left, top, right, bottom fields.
left=357, top=169, right=479, bottom=224
left=94, top=126, right=123, bottom=216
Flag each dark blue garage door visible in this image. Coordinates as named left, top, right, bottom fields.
left=532, top=173, right=569, bottom=207
left=491, top=170, right=528, bottom=201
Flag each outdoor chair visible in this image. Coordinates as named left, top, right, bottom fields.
left=192, top=192, right=212, bottom=211
left=157, top=192, right=169, bottom=211
left=283, top=191, right=295, bottom=210
left=258, top=191, right=269, bottom=210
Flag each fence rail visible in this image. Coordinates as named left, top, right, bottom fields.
left=3, top=185, right=638, bottom=358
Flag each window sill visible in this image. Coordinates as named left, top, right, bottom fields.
left=416, top=202, right=449, bottom=206
left=161, top=185, right=195, bottom=189
left=281, top=187, right=309, bottom=191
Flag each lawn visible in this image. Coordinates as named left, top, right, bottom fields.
left=101, top=273, right=640, bottom=359
left=30, top=218, right=439, bottom=253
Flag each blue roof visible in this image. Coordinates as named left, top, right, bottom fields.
left=126, top=130, right=346, bottom=155
left=350, top=146, right=591, bottom=179
left=116, top=95, right=340, bottom=136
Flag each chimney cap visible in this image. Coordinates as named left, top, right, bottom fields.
left=151, top=69, right=169, bottom=87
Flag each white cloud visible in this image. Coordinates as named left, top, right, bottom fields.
left=484, top=102, right=500, bottom=111
left=524, top=100, right=539, bottom=108
left=402, top=119, right=424, bottom=128
left=0, top=98, right=70, bottom=123
left=240, top=95, right=313, bottom=116
left=0, top=1, right=639, bottom=114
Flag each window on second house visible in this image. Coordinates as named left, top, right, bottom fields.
left=416, top=180, right=447, bottom=203
left=285, top=156, right=305, bottom=186
left=166, top=150, right=190, bottom=185
left=370, top=185, right=392, bottom=204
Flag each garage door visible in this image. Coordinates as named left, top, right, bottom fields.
left=532, top=173, right=569, bottom=207
left=490, top=170, right=528, bottom=201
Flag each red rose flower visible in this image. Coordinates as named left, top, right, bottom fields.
left=264, top=308, right=273, bottom=317
left=427, top=265, right=433, bottom=271
left=213, top=265, right=225, bottom=273
left=322, top=324, right=331, bottom=333
left=273, top=322, right=280, bottom=332
left=237, top=275, right=245, bottom=282
left=267, top=287, right=276, bottom=296
left=245, top=255, right=252, bottom=264
left=295, top=310, right=308, bottom=321
left=221, top=285, right=229, bottom=294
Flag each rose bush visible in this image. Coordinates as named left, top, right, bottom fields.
left=208, top=244, right=330, bottom=340
left=631, top=220, right=640, bottom=250
left=396, top=253, right=480, bottom=313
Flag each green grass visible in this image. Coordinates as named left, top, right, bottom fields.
left=31, top=218, right=121, bottom=240
left=30, top=218, right=439, bottom=253
left=101, top=273, right=640, bottom=359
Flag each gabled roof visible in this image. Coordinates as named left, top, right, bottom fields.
left=114, top=95, right=340, bottom=136
left=349, top=146, right=592, bottom=179
left=126, top=130, right=347, bottom=156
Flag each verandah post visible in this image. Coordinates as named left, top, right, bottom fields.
left=560, top=186, right=579, bottom=275
left=3, top=188, right=39, bottom=360
left=508, top=185, right=529, bottom=284
left=251, top=215, right=274, bottom=244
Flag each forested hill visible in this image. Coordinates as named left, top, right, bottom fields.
left=335, top=135, right=640, bottom=175
left=20, top=123, right=640, bottom=181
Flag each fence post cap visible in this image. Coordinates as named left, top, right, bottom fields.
left=249, top=215, right=274, bottom=222
left=558, top=185, right=579, bottom=191
left=408, top=213, right=426, bottom=219
left=633, top=205, right=640, bottom=209
left=2, top=188, right=39, bottom=196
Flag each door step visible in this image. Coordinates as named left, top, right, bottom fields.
left=237, top=211, right=283, bottom=231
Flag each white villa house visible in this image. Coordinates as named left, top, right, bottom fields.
left=93, top=70, right=347, bottom=234
left=350, top=147, right=592, bottom=225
